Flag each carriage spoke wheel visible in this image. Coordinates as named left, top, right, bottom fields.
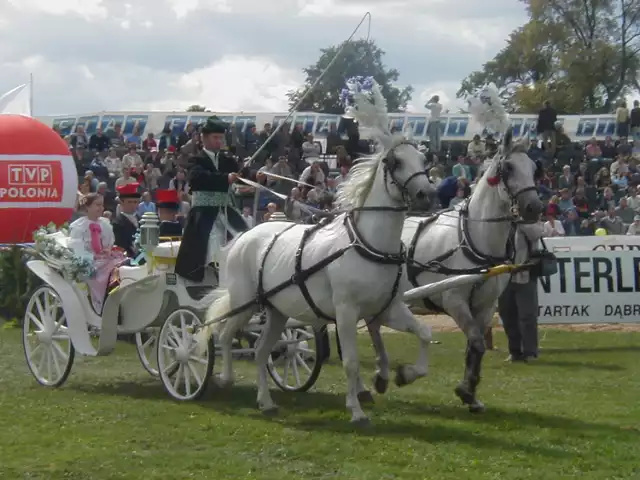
left=135, top=327, right=160, bottom=377
left=157, top=309, right=214, bottom=401
left=23, top=286, right=75, bottom=387
left=267, top=325, right=323, bottom=392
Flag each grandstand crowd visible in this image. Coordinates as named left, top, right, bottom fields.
left=55, top=101, right=640, bottom=237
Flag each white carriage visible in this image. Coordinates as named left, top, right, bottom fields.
left=22, top=212, right=329, bottom=401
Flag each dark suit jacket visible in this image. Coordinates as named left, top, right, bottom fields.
left=112, top=213, right=138, bottom=257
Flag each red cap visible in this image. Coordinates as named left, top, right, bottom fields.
left=168, top=145, right=176, bottom=153
left=117, top=182, right=141, bottom=198
left=156, top=189, right=180, bottom=208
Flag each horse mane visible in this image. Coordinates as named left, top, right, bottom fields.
left=335, top=149, right=382, bottom=209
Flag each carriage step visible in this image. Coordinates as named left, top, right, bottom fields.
left=185, top=286, right=215, bottom=301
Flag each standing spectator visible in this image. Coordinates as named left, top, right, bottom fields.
left=89, top=128, right=110, bottom=152
left=177, top=123, right=195, bottom=151
left=616, top=101, right=630, bottom=140
left=600, top=206, right=625, bottom=234
left=425, top=95, right=443, bottom=152
left=536, top=100, right=557, bottom=154
left=326, top=123, right=342, bottom=155
left=627, top=215, right=640, bottom=235
left=290, top=123, right=305, bottom=161
left=631, top=100, right=640, bottom=141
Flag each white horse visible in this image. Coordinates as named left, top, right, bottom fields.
left=362, top=127, right=544, bottom=411
left=195, top=106, right=436, bottom=424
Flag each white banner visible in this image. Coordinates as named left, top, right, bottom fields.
left=36, top=110, right=621, bottom=143
left=538, top=250, right=640, bottom=324
left=544, top=235, right=640, bottom=252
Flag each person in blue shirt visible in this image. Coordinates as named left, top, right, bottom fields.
left=437, top=176, right=467, bottom=208
left=136, top=191, right=156, bottom=217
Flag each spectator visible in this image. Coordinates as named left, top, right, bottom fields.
left=574, top=162, right=591, bottom=185
left=136, top=191, right=156, bottom=216
left=425, top=95, right=443, bottom=152
left=79, top=175, right=92, bottom=195
left=595, top=167, right=612, bottom=190
left=600, top=206, right=625, bottom=234
left=70, top=125, right=89, bottom=149
left=263, top=202, right=277, bottom=221
left=543, top=203, right=565, bottom=236
left=466, top=134, right=486, bottom=163
left=615, top=197, right=636, bottom=224
left=326, top=124, right=342, bottom=155
left=104, top=148, right=122, bottom=179
left=168, top=169, right=189, bottom=194
left=158, top=127, right=177, bottom=151
left=89, top=128, right=110, bottom=152
left=616, top=101, right=630, bottom=140
left=301, top=134, right=321, bottom=164
left=631, top=100, right=640, bottom=140
left=450, top=187, right=466, bottom=207
left=572, top=187, right=590, bottom=218
left=562, top=208, right=581, bottom=236
left=585, top=138, right=602, bottom=161
left=598, top=186, right=616, bottom=211
left=299, top=161, right=325, bottom=187
left=429, top=166, right=443, bottom=188
left=536, top=100, right=557, bottom=154
left=241, top=206, right=255, bottom=228
left=126, top=126, right=143, bottom=147
left=451, top=156, right=472, bottom=182
left=626, top=185, right=640, bottom=211
left=626, top=215, right=640, bottom=235
left=106, top=123, right=125, bottom=149
left=143, top=132, right=157, bottom=151
left=557, top=188, right=574, bottom=212
left=177, top=123, right=195, bottom=151
left=89, top=154, right=109, bottom=180
left=122, top=144, right=144, bottom=174
left=115, top=168, right=138, bottom=188
left=335, top=145, right=352, bottom=169
left=558, top=165, right=574, bottom=190
left=601, top=136, right=616, bottom=159
left=84, top=170, right=99, bottom=191
left=142, top=162, right=162, bottom=191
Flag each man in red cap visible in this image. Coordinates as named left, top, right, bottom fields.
left=113, top=182, right=141, bottom=256
left=174, top=115, right=264, bottom=282
left=156, top=189, right=184, bottom=237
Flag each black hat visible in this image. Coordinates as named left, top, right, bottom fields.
left=201, top=115, right=228, bottom=134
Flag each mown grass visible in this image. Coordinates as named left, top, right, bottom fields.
left=1, top=328, right=639, bottom=480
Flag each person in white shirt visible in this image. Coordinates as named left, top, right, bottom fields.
left=301, top=134, right=322, bottom=164
left=299, top=161, right=325, bottom=186
left=542, top=205, right=566, bottom=237
left=104, top=148, right=122, bottom=179
left=627, top=215, right=640, bottom=235
left=425, top=95, right=443, bottom=152
left=241, top=206, right=255, bottom=228
left=626, top=186, right=640, bottom=211
left=121, top=145, right=144, bottom=175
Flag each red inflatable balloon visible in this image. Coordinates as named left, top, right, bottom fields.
left=0, top=115, right=78, bottom=243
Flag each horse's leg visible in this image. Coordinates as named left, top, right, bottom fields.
left=216, top=308, right=255, bottom=387
left=446, top=297, right=486, bottom=413
left=383, top=301, right=433, bottom=387
left=366, top=318, right=390, bottom=395
left=254, top=307, right=288, bottom=414
left=335, top=303, right=369, bottom=425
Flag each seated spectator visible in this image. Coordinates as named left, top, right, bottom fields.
left=626, top=185, right=640, bottom=211
left=600, top=206, right=625, bottom=234
left=335, top=145, right=352, bottom=169
left=485, top=134, right=498, bottom=157
left=466, top=134, right=486, bottom=163
left=107, top=124, right=126, bottom=149
left=136, top=191, right=156, bottom=217
left=89, top=128, right=111, bottom=152
left=562, top=208, right=581, bottom=236
left=241, top=206, right=255, bottom=228
left=263, top=202, right=277, bottom=221
left=558, top=165, right=574, bottom=190
left=299, top=161, right=325, bottom=187
left=543, top=203, right=565, bottom=237
left=79, top=175, right=92, bottom=195
left=90, top=154, right=109, bottom=180
left=126, top=127, right=143, bottom=148
left=85, top=170, right=99, bottom=191
left=97, top=181, right=117, bottom=213
left=428, top=166, right=443, bottom=188
left=168, top=169, right=189, bottom=195
left=141, top=162, right=162, bottom=191
left=574, top=161, right=591, bottom=185
left=572, top=187, right=590, bottom=218
left=615, top=197, right=636, bottom=224
left=627, top=215, right=640, bottom=235
left=122, top=145, right=144, bottom=174
left=306, top=182, right=326, bottom=206
left=301, top=134, right=321, bottom=164
left=450, top=187, right=467, bottom=207
left=104, top=148, right=122, bottom=179
left=451, top=156, right=473, bottom=182
left=594, top=167, right=612, bottom=190
left=115, top=168, right=138, bottom=189
left=601, top=136, right=616, bottom=158
left=158, top=127, right=177, bottom=151
left=143, top=132, right=157, bottom=151
left=586, top=137, right=603, bottom=160
left=598, top=186, right=616, bottom=211
left=557, top=188, right=575, bottom=212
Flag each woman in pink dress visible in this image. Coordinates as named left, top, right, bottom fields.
left=68, top=193, right=127, bottom=313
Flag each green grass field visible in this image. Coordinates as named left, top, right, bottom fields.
left=1, top=327, right=639, bottom=480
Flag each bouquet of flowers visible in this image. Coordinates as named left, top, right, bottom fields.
left=33, top=222, right=96, bottom=283
left=339, top=76, right=376, bottom=118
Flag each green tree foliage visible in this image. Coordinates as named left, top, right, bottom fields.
left=186, top=104, right=208, bottom=112
left=287, top=39, right=413, bottom=114
left=458, top=0, right=640, bottom=114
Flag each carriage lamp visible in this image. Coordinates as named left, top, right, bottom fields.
left=139, top=212, right=160, bottom=253
left=268, top=212, right=288, bottom=222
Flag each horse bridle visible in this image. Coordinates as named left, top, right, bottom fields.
left=381, top=140, right=431, bottom=206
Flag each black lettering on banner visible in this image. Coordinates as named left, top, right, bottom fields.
left=610, top=245, right=625, bottom=251
left=573, top=257, right=591, bottom=293
left=629, top=245, right=640, bottom=251
left=592, top=245, right=606, bottom=251
left=604, top=304, right=640, bottom=319
left=538, top=305, right=590, bottom=317
left=634, top=258, right=640, bottom=291
left=592, top=257, right=613, bottom=293
left=615, top=257, right=633, bottom=292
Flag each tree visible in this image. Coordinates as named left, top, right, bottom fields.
left=457, top=0, right=640, bottom=113
left=186, top=104, right=208, bottom=112
left=287, top=39, right=413, bottom=114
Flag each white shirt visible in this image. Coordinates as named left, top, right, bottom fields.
left=242, top=214, right=255, bottom=228
left=543, top=219, right=565, bottom=237
left=426, top=101, right=443, bottom=121
left=299, top=166, right=325, bottom=186
left=627, top=222, right=640, bottom=235
left=68, top=217, right=115, bottom=257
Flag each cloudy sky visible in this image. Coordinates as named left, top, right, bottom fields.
left=0, top=0, right=528, bottom=116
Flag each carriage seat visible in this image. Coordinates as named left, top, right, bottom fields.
left=117, top=265, right=149, bottom=286
left=153, top=241, right=181, bottom=259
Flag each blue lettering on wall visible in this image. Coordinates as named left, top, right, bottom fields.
left=406, top=116, right=427, bottom=137
left=293, top=114, right=315, bottom=134
left=388, top=116, right=406, bottom=133
left=52, top=117, right=77, bottom=136
left=510, top=118, right=524, bottom=137
left=233, top=116, right=257, bottom=133
left=122, top=115, right=148, bottom=135
left=314, top=115, right=339, bottom=136
left=76, top=115, right=100, bottom=135
left=595, top=117, right=616, bottom=137
left=164, top=115, right=188, bottom=135
left=188, top=115, right=208, bottom=128
left=100, top=115, right=125, bottom=132
left=576, top=117, right=597, bottom=137
left=445, top=117, right=468, bottom=137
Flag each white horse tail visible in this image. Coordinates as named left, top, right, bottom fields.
left=194, top=288, right=230, bottom=354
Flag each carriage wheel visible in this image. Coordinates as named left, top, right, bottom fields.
left=157, top=308, right=214, bottom=401
left=135, top=327, right=160, bottom=377
left=267, top=325, right=324, bottom=392
left=23, top=286, right=75, bottom=387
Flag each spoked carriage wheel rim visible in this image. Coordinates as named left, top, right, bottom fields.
left=267, top=325, right=323, bottom=392
left=157, top=308, right=214, bottom=401
left=135, top=327, right=160, bottom=377
left=23, top=286, right=75, bottom=387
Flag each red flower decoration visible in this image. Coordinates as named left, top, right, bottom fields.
left=486, top=175, right=501, bottom=186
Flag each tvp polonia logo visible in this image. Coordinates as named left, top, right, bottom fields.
left=0, top=162, right=62, bottom=202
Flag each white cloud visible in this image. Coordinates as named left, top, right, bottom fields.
left=0, top=0, right=528, bottom=116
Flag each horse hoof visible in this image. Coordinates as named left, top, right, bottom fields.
left=260, top=405, right=280, bottom=416
left=454, top=384, right=474, bottom=405
left=357, top=390, right=375, bottom=404
left=394, top=365, right=410, bottom=387
left=214, top=375, right=233, bottom=390
left=373, top=374, right=388, bottom=394
left=469, top=401, right=486, bottom=413
left=351, top=417, right=372, bottom=428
